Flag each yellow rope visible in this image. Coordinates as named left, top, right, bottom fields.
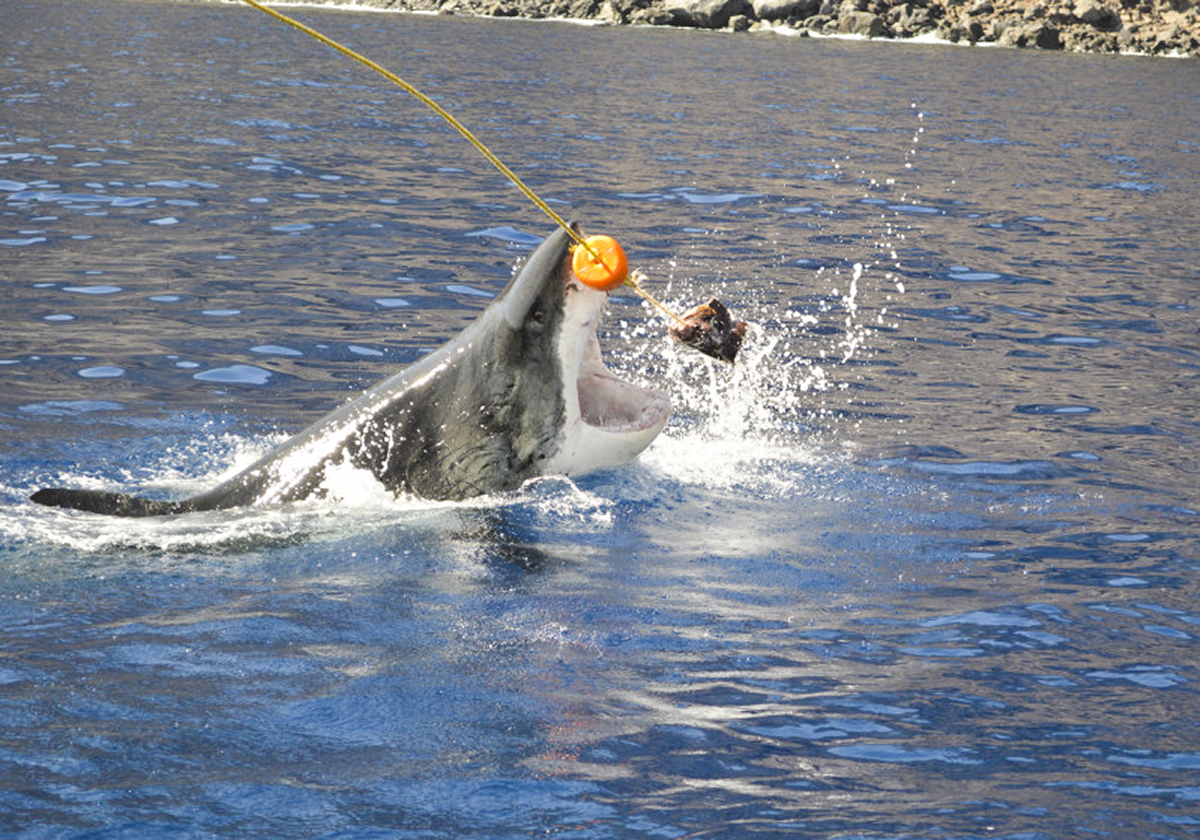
left=237, top=0, right=590, bottom=251
left=236, top=0, right=686, bottom=324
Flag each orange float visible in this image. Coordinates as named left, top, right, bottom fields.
left=571, top=234, right=629, bottom=292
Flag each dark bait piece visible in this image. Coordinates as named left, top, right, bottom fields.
left=668, top=297, right=747, bottom=364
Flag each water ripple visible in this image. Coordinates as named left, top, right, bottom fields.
left=2, top=6, right=1198, bottom=839
left=193, top=365, right=273, bottom=385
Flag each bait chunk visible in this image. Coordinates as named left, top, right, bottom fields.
left=668, top=297, right=746, bottom=363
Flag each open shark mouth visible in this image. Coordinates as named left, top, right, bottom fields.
left=535, top=249, right=672, bottom=481
left=576, top=332, right=670, bottom=434
left=571, top=284, right=676, bottom=444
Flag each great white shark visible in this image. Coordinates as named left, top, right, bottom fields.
left=31, top=225, right=671, bottom=516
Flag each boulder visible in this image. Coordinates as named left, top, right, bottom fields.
left=1152, top=20, right=1200, bottom=51
left=839, top=9, right=887, bottom=34
left=482, top=1, right=519, bottom=15
left=937, top=12, right=985, bottom=40
left=1034, top=22, right=1065, bottom=47
left=1074, top=0, right=1122, bottom=29
left=1117, top=22, right=1146, bottom=49
left=598, top=0, right=625, bottom=22
left=751, top=0, right=818, bottom=19
left=1063, top=27, right=1121, bottom=48
left=630, top=5, right=681, bottom=24
left=936, top=19, right=968, bottom=40
left=998, top=20, right=1063, bottom=47
left=889, top=2, right=934, bottom=34
left=665, top=0, right=753, bottom=26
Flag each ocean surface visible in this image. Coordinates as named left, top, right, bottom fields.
left=3, top=0, right=1199, bottom=836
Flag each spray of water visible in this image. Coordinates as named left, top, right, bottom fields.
left=608, top=106, right=925, bottom=496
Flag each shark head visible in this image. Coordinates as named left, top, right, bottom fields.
left=488, top=225, right=671, bottom=484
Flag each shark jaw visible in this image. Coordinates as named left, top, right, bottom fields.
left=543, top=279, right=671, bottom=479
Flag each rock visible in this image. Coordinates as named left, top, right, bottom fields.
left=840, top=9, right=888, bottom=34
left=936, top=19, right=966, bottom=40
left=939, top=12, right=985, bottom=40
left=341, top=0, right=1200, bottom=57
left=598, top=0, right=626, bottom=23
left=1075, top=0, right=1123, bottom=29
left=1034, top=21, right=1065, bottom=47
left=998, top=20, right=1064, bottom=46
left=665, top=0, right=753, bottom=27
left=1117, top=22, right=1145, bottom=48
left=1152, top=19, right=1199, bottom=51
left=751, top=0, right=818, bottom=19
left=631, top=5, right=681, bottom=24
left=1064, top=27, right=1121, bottom=47
left=889, top=2, right=934, bottom=34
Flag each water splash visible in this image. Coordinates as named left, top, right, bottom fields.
left=600, top=110, right=929, bottom=496
left=605, top=292, right=843, bottom=497
left=1, top=430, right=623, bottom=566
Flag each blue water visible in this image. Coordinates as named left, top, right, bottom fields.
left=3, top=0, right=1200, bottom=836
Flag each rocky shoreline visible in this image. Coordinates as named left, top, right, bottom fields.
left=347, top=0, right=1200, bottom=56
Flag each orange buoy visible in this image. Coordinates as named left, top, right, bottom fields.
left=572, top=234, right=629, bottom=292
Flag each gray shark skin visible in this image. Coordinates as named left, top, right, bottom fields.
left=31, top=226, right=671, bottom=516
